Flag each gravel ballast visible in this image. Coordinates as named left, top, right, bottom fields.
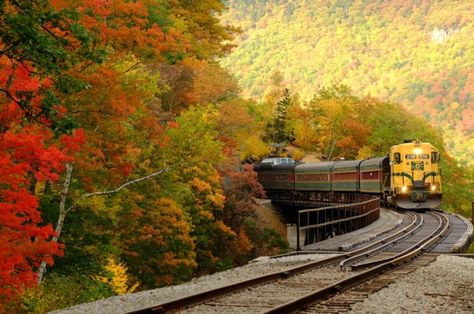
left=52, top=254, right=474, bottom=314
left=350, top=255, right=474, bottom=313
left=52, top=252, right=474, bottom=313
left=52, top=254, right=339, bottom=314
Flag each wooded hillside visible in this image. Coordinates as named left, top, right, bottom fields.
left=1, top=1, right=472, bottom=312
left=0, top=1, right=283, bottom=311
left=221, top=0, right=474, bottom=167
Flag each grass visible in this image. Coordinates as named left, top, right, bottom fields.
left=466, top=241, right=474, bottom=254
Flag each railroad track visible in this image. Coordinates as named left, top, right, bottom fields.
left=301, top=253, right=440, bottom=313
left=265, top=211, right=450, bottom=313
left=128, top=211, right=450, bottom=314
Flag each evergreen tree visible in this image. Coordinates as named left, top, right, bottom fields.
left=265, top=88, right=293, bottom=146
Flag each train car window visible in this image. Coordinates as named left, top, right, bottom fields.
left=431, top=152, right=438, bottom=163
left=261, top=158, right=276, bottom=164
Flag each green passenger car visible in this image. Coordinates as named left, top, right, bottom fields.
left=295, top=161, right=334, bottom=191
left=332, top=160, right=361, bottom=191
left=359, top=157, right=390, bottom=193
left=254, top=158, right=295, bottom=191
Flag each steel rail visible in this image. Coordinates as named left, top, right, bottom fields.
left=126, top=210, right=419, bottom=314
left=339, top=211, right=422, bottom=270
left=350, top=211, right=449, bottom=270
left=388, top=211, right=450, bottom=266
left=126, top=254, right=344, bottom=314
left=263, top=211, right=450, bottom=314
left=451, top=254, right=474, bottom=259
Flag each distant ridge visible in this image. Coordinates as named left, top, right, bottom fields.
left=221, top=0, right=474, bottom=166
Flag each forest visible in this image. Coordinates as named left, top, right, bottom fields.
left=221, top=0, right=474, bottom=168
left=0, top=0, right=472, bottom=312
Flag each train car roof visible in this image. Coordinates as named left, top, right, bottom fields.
left=296, top=161, right=335, bottom=173
left=332, top=160, right=361, bottom=171
left=256, top=157, right=296, bottom=171
left=391, top=141, right=438, bottom=152
left=360, top=156, right=389, bottom=170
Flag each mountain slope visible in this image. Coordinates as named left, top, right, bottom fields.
left=221, top=0, right=474, bottom=166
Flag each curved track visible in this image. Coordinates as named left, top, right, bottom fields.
left=128, top=211, right=452, bottom=314
left=264, top=211, right=450, bottom=313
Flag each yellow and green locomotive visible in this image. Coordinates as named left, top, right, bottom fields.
left=254, top=140, right=442, bottom=210
left=388, top=140, right=441, bottom=209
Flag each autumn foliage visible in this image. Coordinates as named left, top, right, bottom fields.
left=0, top=130, right=59, bottom=303
left=0, top=125, right=87, bottom=304
left=222, top=0, right=474, bottom=167
left=3, top=1, right=473, bottom=313
left=0, top=49, right=85, bottom=305
left=0, top=0, right=282, bottom=312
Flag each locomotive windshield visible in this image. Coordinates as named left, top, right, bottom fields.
left=405, top=154, right=429, bottom=159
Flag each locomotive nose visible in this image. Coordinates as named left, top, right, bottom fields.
left=413, top=191, right=425, bottom=202
left=413, top=180, right=424, bottom=188
left=411, top=180, right=427, bottom=202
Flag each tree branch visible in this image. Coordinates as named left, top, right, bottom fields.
left=38, top=165, right=174, bottom=283
left=121, top=61, right=143, bottom=74
left=83, top=167, right=173, bottom=198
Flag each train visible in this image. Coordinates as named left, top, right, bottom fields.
left=254, top=140, right=442, bottom=210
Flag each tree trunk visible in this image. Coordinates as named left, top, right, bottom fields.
left=37, top=163, right=73, bottom=283
left=327, top=128, right=336, bottom=160
left=37, top=165, right=172, bottom=283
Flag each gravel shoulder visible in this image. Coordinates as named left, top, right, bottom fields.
left=52, top=254, right=474, bottom=314
left=350, top=255, right=474, bottom=314
left=51, top=254, right=339, bottom=314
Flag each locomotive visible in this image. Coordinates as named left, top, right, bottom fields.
left=254, top=140, right=442, bottom=209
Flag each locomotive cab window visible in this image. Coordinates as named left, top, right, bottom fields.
left=431, top=152, right=439, bottom=163
left=394, top=152, right=401, bottom=164
left=405, top=154, right=429, bottom=159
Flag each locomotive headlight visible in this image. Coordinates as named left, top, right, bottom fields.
left=401, top=185, right=408, bottom=192
left=431, top=185, right=436, bottom=191
left=413, top=148, right=423, bottom=155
